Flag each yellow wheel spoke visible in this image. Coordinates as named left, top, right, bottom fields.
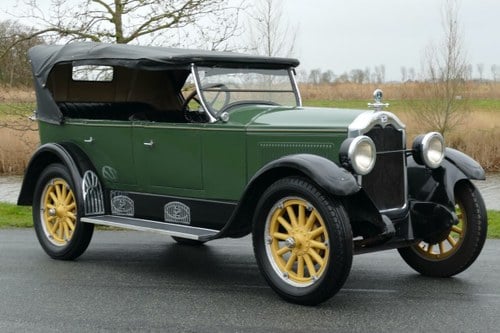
left=447, top=236, right=457, bottom=247
left=310, top=240, right=327, bottom=250
left=49, top=220, right=59, bottom=234
left=64, top=193, right=74, bottom=205
left=57, top=222, right=63, bottom=239
left=285, top=253, right=297, bottom=271
left=439, top=241, right=445, bottom=254
left=304, top=212, right=316, bottom=231
left=286, top=206, right=298, bottom=227
left=66, top=211, right=76, bottom=220
left=427, top=244, right=434, bottom=254
left=63, top=221, right=70, bottom=240
left=65, top=218, right=75, bottom=231
left=308, top=248, right=324, bottom=266
left=66, top=202, right=76, bottom=211
left=61, top=185, right=67, bottom=199
left=46, top=203, right=55, bottom=209
left=451, top=226, right=463, bottom=235
left=310, top=226, right=325, bottom=238
left=277, top=217, right=292, bottom=232
left=276, top=246, right=290, bottom=256
left=55, top=184, right=62, bottom=200
left=298, top=205, right=306, bottom=226
left=273, top=232, right=290, bottom=241
left=297, top=256, right=305, bottom=278
left=303, top=254, right=316, bottom=277
left=47, top=215, right=56, bottom=222
left=49, top=192, right=58, bottom=203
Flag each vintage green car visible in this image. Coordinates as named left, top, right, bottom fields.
left=19, top=42, right=487, bottom=305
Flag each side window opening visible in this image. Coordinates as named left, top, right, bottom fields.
left=49, top=65, right=191, bottom=123
left=72, top=65, right=114, bottom=82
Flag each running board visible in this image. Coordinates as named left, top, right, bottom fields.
left=81, top=215, right=219, bottom=241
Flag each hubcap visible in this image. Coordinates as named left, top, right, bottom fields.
left=265, top=197, right=330, bottom=287
left=40, top=178, right=77, bottom=246
left=414, top=201, right=467, bottom=260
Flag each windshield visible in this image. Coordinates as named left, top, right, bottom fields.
left=194, top=67, right=300, bottom=115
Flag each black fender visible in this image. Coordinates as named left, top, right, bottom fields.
left=212, top=154, right=361, bottom=239
left=17, top=143, right=98, bottom=213
left=408, top=147, right=485, bottom=210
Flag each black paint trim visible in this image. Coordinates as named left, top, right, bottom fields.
left=108, top=190, right=237, bottom=230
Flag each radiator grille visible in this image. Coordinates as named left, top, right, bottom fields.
left=362, top=125, right=406, bottom=211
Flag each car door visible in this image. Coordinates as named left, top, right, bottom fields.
left=132, top=122, right=204, bottom=196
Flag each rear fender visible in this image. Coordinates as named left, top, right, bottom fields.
left=17, top=143, right=104, bottom=216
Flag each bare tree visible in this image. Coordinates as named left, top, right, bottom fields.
left=407, top=0, right=470, bottom=135
left=0, top=20, right=44, bottom=86
left=401, top=66, right=407, bottom=82
left=492, top=64, right=498, bottom=82
left=476, top=63, right=484, bottom=81
left=7, top=0, right=243, bottom=50
left=246, top=0, right=296, bottom=57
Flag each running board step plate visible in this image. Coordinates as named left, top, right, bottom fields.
left=81, top=215, right=218, bottom=240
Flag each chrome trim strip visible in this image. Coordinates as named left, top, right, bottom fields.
left=348, top=111, right=406, bottom=138
left=81, top=215, right=218, bottom=240
left=288, top=68, right=302, bottom=107
left=191, top=63, right=217, bottom=123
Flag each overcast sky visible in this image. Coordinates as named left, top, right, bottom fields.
left=285, top=0, right=500, bottom=80
left=2, top=0, right=499, bottom=81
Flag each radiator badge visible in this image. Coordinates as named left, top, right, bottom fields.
left=164, top=201, right=191, bottom=224
left=111, top=191, right=134, bottom=216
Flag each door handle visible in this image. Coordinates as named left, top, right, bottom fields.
left=143, top=140, right=154, bottom=147
left=84, top=137, right=94, bottom=143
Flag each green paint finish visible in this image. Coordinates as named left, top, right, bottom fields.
left=39, top=120, right=137, bottom=187
left=37, top=105, right=368, bottom=202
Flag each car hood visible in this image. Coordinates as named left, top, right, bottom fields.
left=227, top=105, right=369, bottom=132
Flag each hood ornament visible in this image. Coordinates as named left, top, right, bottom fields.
left=367, top=88, right=390, bottom=112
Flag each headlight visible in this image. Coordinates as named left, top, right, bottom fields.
left=412, top=132, right=445, bottom=169
left=340, top=136, right=376, bottom=175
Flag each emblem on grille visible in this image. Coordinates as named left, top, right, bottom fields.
left=380, top=114, right=388, bottom=123
left=164, top=201, right=191, bottom=224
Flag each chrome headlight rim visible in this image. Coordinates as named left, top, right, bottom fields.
left=413, top=132, right=445, bottom=169
left=342, top=135, right=377, bottom=176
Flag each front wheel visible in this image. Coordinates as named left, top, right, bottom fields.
left=398, top=180, right=487, bottom=277
left=33, top=163, right=94, bottom=260
left=252, top=177, right=353, bottom=305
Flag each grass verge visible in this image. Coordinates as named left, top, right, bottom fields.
left=1, top=202, right=499, bottom=238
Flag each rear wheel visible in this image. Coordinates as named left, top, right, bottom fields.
left=33, top=163, right=94, bottom=260
left=253, top=177, right=353, bottom=305
left=398, top=180, right=487, bottom=277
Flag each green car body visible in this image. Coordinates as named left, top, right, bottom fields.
left=19, top=43, right=488, bottom=305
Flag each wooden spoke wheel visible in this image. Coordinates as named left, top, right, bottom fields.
left=398, top=180, right=487, bottom=277
left=253, top=177, right=352, bottom=305
left=33, top=164, right=94, bottom=260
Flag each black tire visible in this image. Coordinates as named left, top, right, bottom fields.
left=33, top=163, right=94, bottom=260
left=171, top=236, right=206, bottom=246
left=252, top=177, right=353, bottom=305
left=398, top=180, right=487, bottom=277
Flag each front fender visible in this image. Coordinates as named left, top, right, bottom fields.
left=408, top=148, right=485, bottom=210
left=250, top=154, right=360, bottom=196
left=211, top=154, right=360, bottom=239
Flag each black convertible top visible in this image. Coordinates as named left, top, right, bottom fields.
left=29, top=42, right=300, bottom=124
left=29, top=42, right=300, bottom=85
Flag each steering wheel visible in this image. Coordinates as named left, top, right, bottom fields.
left=182, top=83, right=230, bottom=122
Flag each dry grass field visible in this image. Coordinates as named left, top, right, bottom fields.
left=0, top=82, right=499, bottom=175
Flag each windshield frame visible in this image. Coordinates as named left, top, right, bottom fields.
left=190, top=63, right=302, bottom=123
